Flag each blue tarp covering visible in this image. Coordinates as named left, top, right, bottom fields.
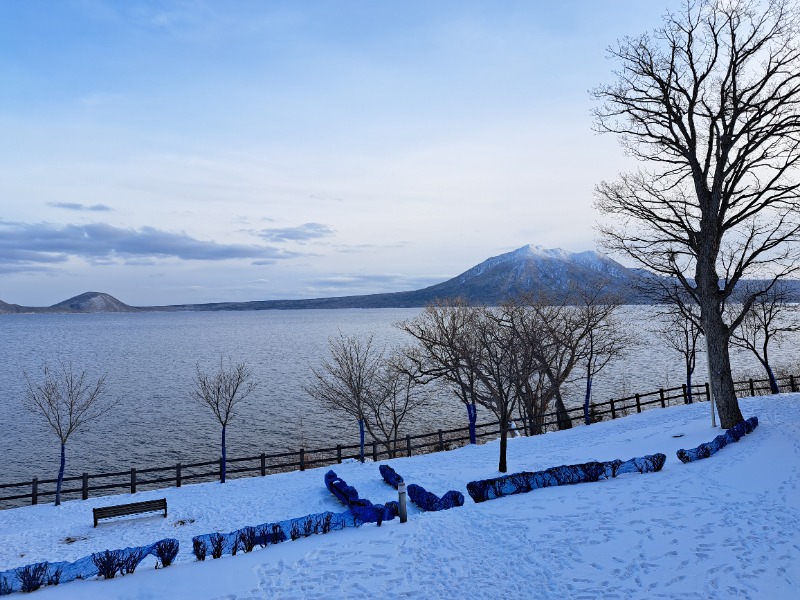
left=0, top=538, right=179, bottom=595
left=466, top=454, right=667, bottom=503
left=677, top=416, right=759, bottom=463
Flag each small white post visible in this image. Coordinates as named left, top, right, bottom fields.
left=398, top=483, right=407, bottom=523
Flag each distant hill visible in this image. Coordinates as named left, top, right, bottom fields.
left=0, top=292, right=139, bottom=314
left=49, top=292, right=139, bottom=313
left=2, top=245, right=798, bottom=313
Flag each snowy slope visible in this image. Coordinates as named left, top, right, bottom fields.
left=1, top=394, right=798, bottom=599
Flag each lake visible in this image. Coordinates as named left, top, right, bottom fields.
left=0, top=307, right=796, bottom=484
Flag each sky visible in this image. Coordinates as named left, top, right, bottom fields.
left=0, top=0, right=671, bottom=307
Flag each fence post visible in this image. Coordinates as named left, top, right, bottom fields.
left=406, top=434, right=412, bottom=457
left=682, top=384, right=688, bottom=404
left=260, top=453, right=266, bottom=476
left=635, top=394, right=642, bottom=413
left=130, top=468, right=137, bottom=494
left=176, top=463, right=182, bottom=488
left=299, top=449, right=305, bottom=471
left=610, top=399, right=616, bottom=420
left=337, top=445, right=342, bottom=464
left=791, top=374, right=797, bottom=393
left=219, top=458, right=224, bottom=482
left=749, top=378, right=755, bottom=396
left=82, top=473, right=89, bottom=500
left=398, top=483, right=408, bottom=524
left=438, top=429, right=444, bottom=452
left=659, top=389, right=666, bottom=408
left=372, top=441, right=378, bottom=462
left=32, top=478, right=38, bottom=505
left=705, top=382, right=711, bottom=402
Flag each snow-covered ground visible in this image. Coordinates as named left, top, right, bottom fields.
left=1, top=394, right=798, bottom=599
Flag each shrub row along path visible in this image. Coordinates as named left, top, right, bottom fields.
left=0, top=394, right=798, bottom=599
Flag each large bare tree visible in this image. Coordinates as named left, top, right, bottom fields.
left=593, top=0, right=800, bottom=427
left=192, top=358, right=257, bottom=483
left=24, top=362, right=115, bottom=505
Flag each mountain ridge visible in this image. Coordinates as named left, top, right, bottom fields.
left=2, top=245, right=797, bottom=313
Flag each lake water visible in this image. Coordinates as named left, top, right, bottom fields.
left=1, top=307, right=796, bottom=484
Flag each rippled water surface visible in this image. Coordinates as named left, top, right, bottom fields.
left=1, top=307, right=796, bottom=484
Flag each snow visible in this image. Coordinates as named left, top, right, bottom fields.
left=1, top=394, right=798, bottom=599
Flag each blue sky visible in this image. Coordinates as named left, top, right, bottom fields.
left=0, top=0, right=669, bottom=306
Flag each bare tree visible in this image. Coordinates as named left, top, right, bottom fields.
left=191, top=358, right=256, bottom=483
left=23, top=362, right=115, bottom=505
left=364, top=350, right=430, bottom=457
left=593, top=0, right=800, bottom=428
left=396, top=299, right=481, bottom=444
left=730, top=285, right=799, bottom=393
left=581, top=306, right=631, bottom=425
left=304, top=332, right=382, bottom=462
left=656, top=303, right=703, bottom=404
left=466, top=306, right=521, bottom=473
left=655, top=304, right=704, bottom=404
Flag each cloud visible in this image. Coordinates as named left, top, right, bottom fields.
left=48, top=202, right=113, bottom=212
left=307, top=273, right=445, bottom=293
left=0, top=220, right=299, bottom=270
left=258, top=222, right=335, bottom=243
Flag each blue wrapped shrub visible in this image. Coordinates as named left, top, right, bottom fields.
left=0, top=538, right=179, bottom=594
left=406, top=484, right=464, bottom=512
left=379, top=464, right=404, bottom=489
left=324, top=470, right=398, bottom=525
left=467, top=454, right=667, bottom=503
left=677, top=416, right=758, bottom=463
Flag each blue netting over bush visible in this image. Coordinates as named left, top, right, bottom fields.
left=677, top=416, right=759, bottom=463
left=380, top=465, right=463, bottom=512
left=324, top=470, right=399, bottom=524
left=191, top=510, right=370, bottom=560
left=466, top=454, right=667, bottom=503
left=379, top=464, right=404, bottom=489
left=406, top=484, right=464, bottom=512
left=0, top=538, right=179, bottom=595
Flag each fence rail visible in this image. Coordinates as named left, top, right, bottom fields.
left=1, top=372, right=795, bottom=510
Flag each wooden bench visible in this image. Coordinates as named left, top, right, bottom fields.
left=93, top=498, right=167, bottom=527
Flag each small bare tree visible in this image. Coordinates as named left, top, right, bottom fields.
left=730, top=286, right=799, bottom=393
left=396, top=299, right=481, bottom=444
left=364, top=350, right=430, bottom=457
left=655, top=303, right=704, bottom=404
left=304, top=332, right=382, bottom=462
left=191, top=358, right=256, bottom=483
left=23, top=362, right=115, bottom=505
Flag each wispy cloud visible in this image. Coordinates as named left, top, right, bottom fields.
left=258, top=222, right=335, bottom=243
left=48, top=202, right=114, bottom=212
left=0, top=221, right=299, bottom=271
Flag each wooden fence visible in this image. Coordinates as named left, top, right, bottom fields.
left=1, top=372, right=796, bottom=510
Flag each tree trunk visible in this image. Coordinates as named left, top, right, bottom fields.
left=221, top=425, right=227, bottom=483
left=55, top=442, right=65, bottom=506
left=467, top=402, right=477, bottom=444
left=553, top=386, right=572, bottom=430
left=761, top=361, right=780, bottom=395
left=583, top=376, right=593, bottom=425
left=701, top=306, right=744, bottom=428
left=498, top=420, right=508, bottom=473
left=686, top=369, right=694, bottom=404
left=358, top=418, right=365, bottom=463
